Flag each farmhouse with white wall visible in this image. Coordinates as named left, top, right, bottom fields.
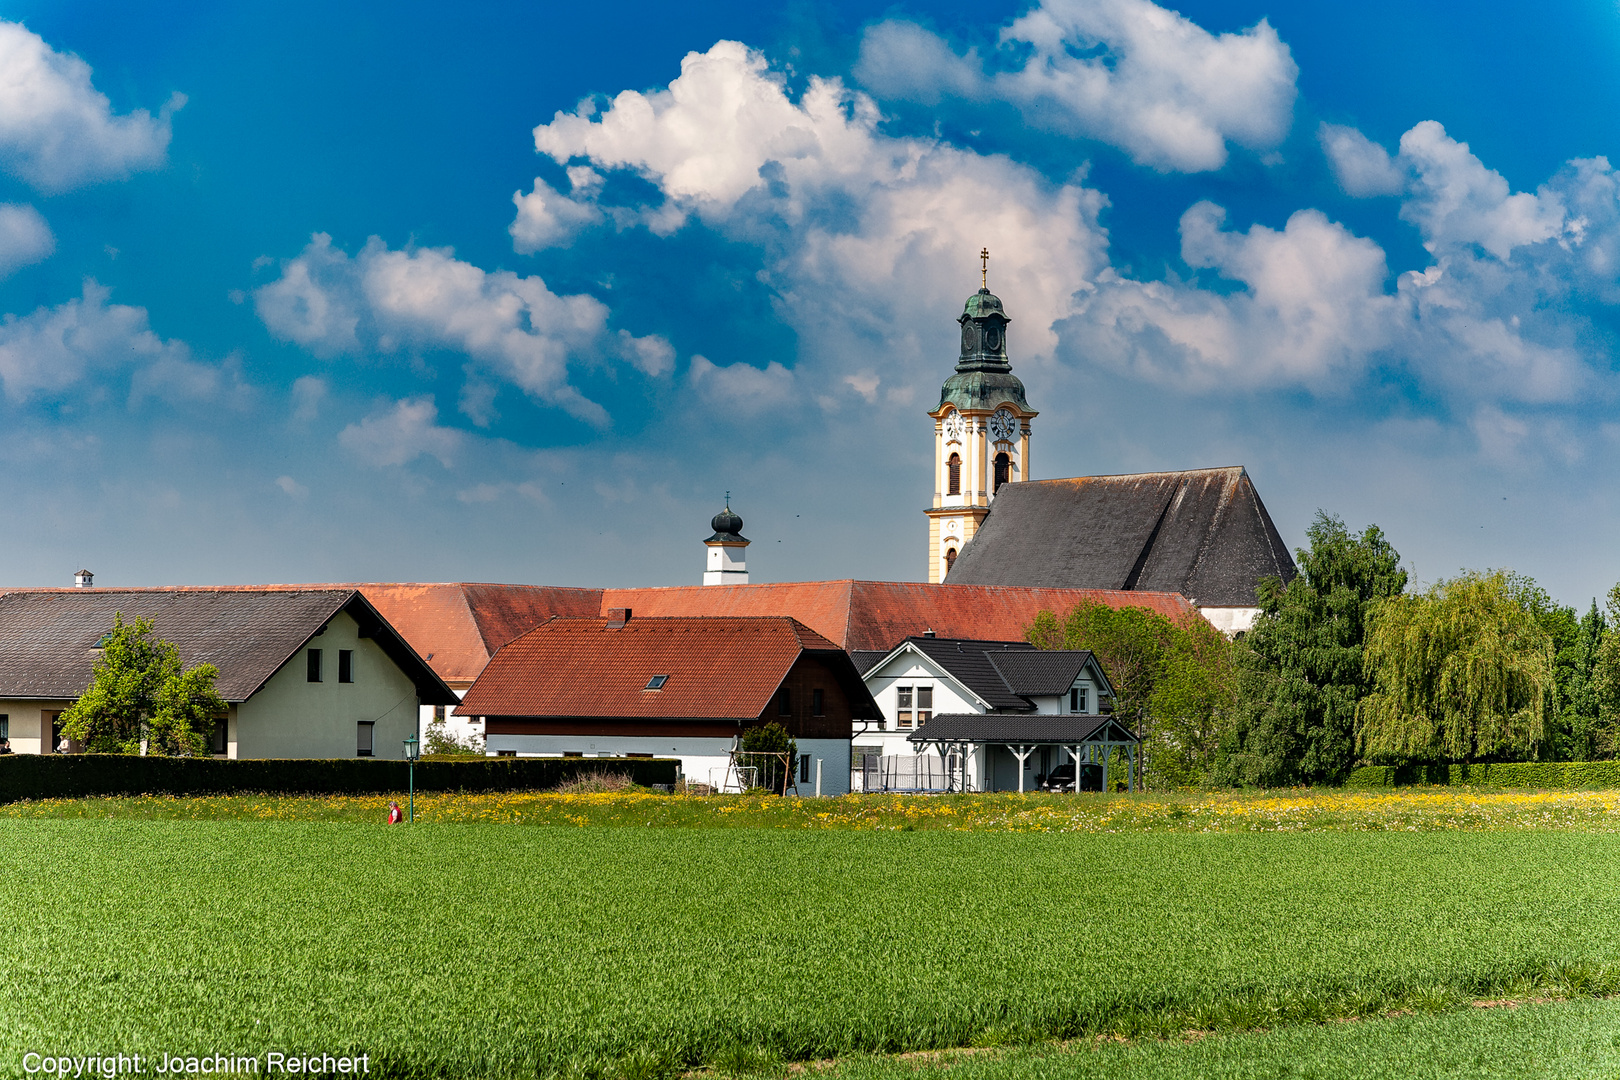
left=0, top=587, right=456, bottom=758
left=456, top=610, right=880, bottom=793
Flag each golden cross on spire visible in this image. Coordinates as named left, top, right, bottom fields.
left=980, top=247, right=989, bottom=289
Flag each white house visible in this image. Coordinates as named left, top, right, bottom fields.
left=0, top=587, right=457, bottom=758
left=854, top=635, right=1127, bottom=793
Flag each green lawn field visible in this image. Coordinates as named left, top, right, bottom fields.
left=4, top=818, right=1620, bottom=1079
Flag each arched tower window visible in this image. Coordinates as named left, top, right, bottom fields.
left=947, top=453, right=961, bottom=496
left=945, top=547, right=957, bottom=575
left=993, top=452, right=1010, bottom=492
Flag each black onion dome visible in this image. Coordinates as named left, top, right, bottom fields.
left=707, top=503, right=747, bottom=543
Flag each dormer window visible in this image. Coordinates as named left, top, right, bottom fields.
left=1070, top=688, right=1088, bottom=713
left=645, top=675, right=669, bottom=690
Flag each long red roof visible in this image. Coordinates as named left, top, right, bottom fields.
left=456, top=615, right=841, bottom=720
left=601, top=580, right=1196, bottom=653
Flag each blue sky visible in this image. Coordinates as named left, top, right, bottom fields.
left=3, top=0, right=1620, bottom=607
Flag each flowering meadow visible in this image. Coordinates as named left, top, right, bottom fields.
left=7, top=785, right=1620, bottom=832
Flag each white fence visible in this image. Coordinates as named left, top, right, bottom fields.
left=852, top=754, right=949, bottom=793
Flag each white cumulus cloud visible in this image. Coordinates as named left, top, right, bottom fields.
left=1079, top=202, right=1397, bottom=389
left=0, top=20, right=182, bottom=192
left=1324, top=120, right=1568, bottom=260
left=0, top=202, right=52, bottom=278
left=338, top=396, right=463, bottom=468
left=527, top=40, right=1109, bottom=391
left=687, top=354, right=794, bottom=413
left=0, top=280, right=190, bottom=403
left=855, top=0, right=1298, bottom=172
left=510, top=168, right=604, bottom=252
left=255, top=234, right=674, bottom=426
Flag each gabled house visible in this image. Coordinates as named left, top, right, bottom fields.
left=855, top=635, right=1125, bottom=793
left=0, top=588, right=457, bottom=758
left=455, top=611, right=881, bottom=794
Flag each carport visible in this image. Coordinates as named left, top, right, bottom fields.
left=907, top=714, right=1141, bottom=793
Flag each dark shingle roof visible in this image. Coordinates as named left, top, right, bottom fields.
left=0, top=588, right=458, bottom=704
left=985, top=651, right=1096, bottom=697
left=906, top=714, right=1138, bottom=744
left=906, top=637, right=1037, bottom=710
left=849, top=651, right=888, bottom=676
left=945, top=467, right=1296, bottom=607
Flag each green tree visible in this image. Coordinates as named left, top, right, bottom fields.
left=1358, top=570, right=1555, bottom=764
left=1589, top=585, right=1620, bottom=758
left=1028, top=600, right=1236, bottom=788
left=1217, top=512, right=1406, bottom=787
left=59, top=613, right=227, bottom=756
left=1505, top=575, right=1601, bottom=759
left=1561, top=600, right=1607, bottom=759
left=739, top=721, right=798, bottom=794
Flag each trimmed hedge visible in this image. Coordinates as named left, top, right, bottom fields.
left=0, top=754, right=677, bottom=804
left=1345, top=760, right=1620, bottom=790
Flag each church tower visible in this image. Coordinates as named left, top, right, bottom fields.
left=703, top=496, right=750, bottom=585
left=925, top=253, right=1036, bottom=583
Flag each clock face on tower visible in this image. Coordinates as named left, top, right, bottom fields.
left=943, top=412, right=966, bottom=442
left=989, top=407, right=1018, bottom=442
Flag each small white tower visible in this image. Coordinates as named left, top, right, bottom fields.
left=703, top=496, right=750, bottom=586
left=73, top=569, right=94, bottom=588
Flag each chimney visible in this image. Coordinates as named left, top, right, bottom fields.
left=923, top=628, right=936, bottom=638
left=73, top=569, right=93, bottom=588
left=605, top=608, right=631, bottom=629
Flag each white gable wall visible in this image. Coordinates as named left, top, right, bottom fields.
left=236, top=609, right=421, bottom=760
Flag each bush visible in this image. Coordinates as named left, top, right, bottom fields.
left=1344, top=760, right=1620, bottom=790
left=0, top=754, right=677, bottom=804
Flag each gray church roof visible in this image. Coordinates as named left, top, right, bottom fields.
left=945, top=467, right=1296, bottom=607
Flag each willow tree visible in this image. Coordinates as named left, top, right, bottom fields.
left=1358, top=571, right=1555, bottom=763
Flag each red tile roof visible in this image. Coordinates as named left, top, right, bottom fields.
left=600, top=580, right=1197, bottom=653
left=456, top=616, right=842, bottom=720
left=355, top=583, right=603, bottom=685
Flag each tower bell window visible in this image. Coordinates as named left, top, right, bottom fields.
left=945, top=548, right=957, bottom=574
left=947, top=453, right=961, bottom=496
left=993, top=453, right=1011, bottom=492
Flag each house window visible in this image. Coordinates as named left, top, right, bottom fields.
left=433, top=705, right=446, bottom=721
left=0, top=714, right=7, bottom=741
left=944, top=548, right=957, bottom=574
left=498, top=750, right=517, bottom=757
left=211, top=718, right=228, bottom=756
left=562, top=751, right=584, bottom=758
left=646, top=675, right=669, bottom=690
left=916, top=686, right=933, bottom=727
left=993, top=452, right=1010, bottom=492
left=778, top=688, right=792, bottom=716
left=307, top=649, right=322, bottom=682
left=356, top=721, right=374, bottom=757
left=812, top=689, right=824, bottom=716
left=338, top=650, right=353, bottom=683
left=896, top=686, right=913, bottom=729
left=1071, top=688, right=1088, bottom=713
left=947, top=453, right=962, bottom=496
left=800, top=754, right=812, bottom=782
left=47, top=712, right=65, bottom=753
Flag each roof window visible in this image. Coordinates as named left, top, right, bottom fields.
left=645, top=675, right=669, bottom=690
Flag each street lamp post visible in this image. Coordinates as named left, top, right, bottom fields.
left=403, top=736, right=419, bottom=822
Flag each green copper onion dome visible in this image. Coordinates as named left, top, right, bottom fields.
left=937, top=287, right=1032, bottom=414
